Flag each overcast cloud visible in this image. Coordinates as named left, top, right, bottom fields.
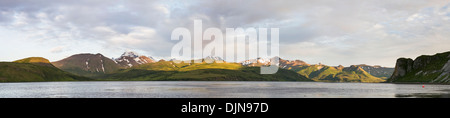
left=1, top=0, right=450, bottom=67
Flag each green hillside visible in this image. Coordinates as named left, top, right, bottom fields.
left=13, top=57, right=55, bottom=67
left=102, top=61, right=311, bottom=81
left=0, top=57, right=91, bottom=82
left=287, top=65, right=385, bottom=83
left=14, top=57, right=51, bottom=63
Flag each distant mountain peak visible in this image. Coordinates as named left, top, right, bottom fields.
left=345, top=65, right=365, bottom=72
left=356, top=64, right=370, bottom=67
left=115, top=51, right=155, bottom=67
left=51, top=53, right=121, bottom=77
left=204, top=56, right=224, bottom=61
left=241, top=57, right=310, bottom=68
left=336, top=65, right=345, bottom=70
left=203, top=56, right=224, bottom=63
left=121, top=51, right=140, bottom=58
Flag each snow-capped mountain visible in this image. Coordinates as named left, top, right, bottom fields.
left=241, top=57, right=310, bottom=68
left=121, top=51, right=140, bottom=58
left=114, top=51, right=155, bottom=67
left=203, top=56, right=224, bottom=63
left=241, top=57, right=272, bottom=66
left=204, top=56, right=224, bottom=61
left=168, top=56, right=224, bottom=63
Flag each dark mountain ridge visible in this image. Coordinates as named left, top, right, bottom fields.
left=388, top=51, right=450, bottom=83
left=52, top=53, right=121, bottom=77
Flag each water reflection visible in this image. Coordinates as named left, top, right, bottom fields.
left=0, top=81, right=449, bottom=98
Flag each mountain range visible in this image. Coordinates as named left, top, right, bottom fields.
left=9, top=50, right=450, bottom=83
left=47, top=52, right=392, bottom=82
left=242, top=57, right=389, bottom=82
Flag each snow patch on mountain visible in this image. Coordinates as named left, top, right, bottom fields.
left=85, top=58, right=90, bottom=69
left=204, top=56, right=223, bottom=61
left=241, top=57, right=279, bottom=66
left=114, top=51, right=156, bottom=67
left=121, top=51, right=140, bottom=58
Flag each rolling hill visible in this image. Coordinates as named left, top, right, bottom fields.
left=52, top=53, right=122, bottom=78
left=0, top=57, right=91, bottom=82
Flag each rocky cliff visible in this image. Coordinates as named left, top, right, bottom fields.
left=388, top=51, right=450, bottom=83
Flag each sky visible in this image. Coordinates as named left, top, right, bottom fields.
left=1, top=0, right=450, bottom=67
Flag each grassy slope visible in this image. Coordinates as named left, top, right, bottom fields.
left=102, top=61, right=311, bottom=81
left=14, top=57, right=50, bottom=63
left=334, top=70, right=385, bottom=83
left=288, top=65, right=385, bottom=83
left=0, top=62, right=91, bottom=82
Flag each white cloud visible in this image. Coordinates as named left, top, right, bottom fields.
left=11, top=12, right=29, bottom=26
left=0, top=0, right=449, bottom=67
left=372, top=24, right=384, bottom=29
left=50, top=46, right=65, bottom=53
left=154, top=4, right=170, bottom=16
left=109, top=26, right=156, bottom=46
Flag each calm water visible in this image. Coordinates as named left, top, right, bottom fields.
left=0, top=81, right=449, bottom=98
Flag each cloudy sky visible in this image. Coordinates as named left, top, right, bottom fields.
left=1, top=0, right=450, bottom=67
